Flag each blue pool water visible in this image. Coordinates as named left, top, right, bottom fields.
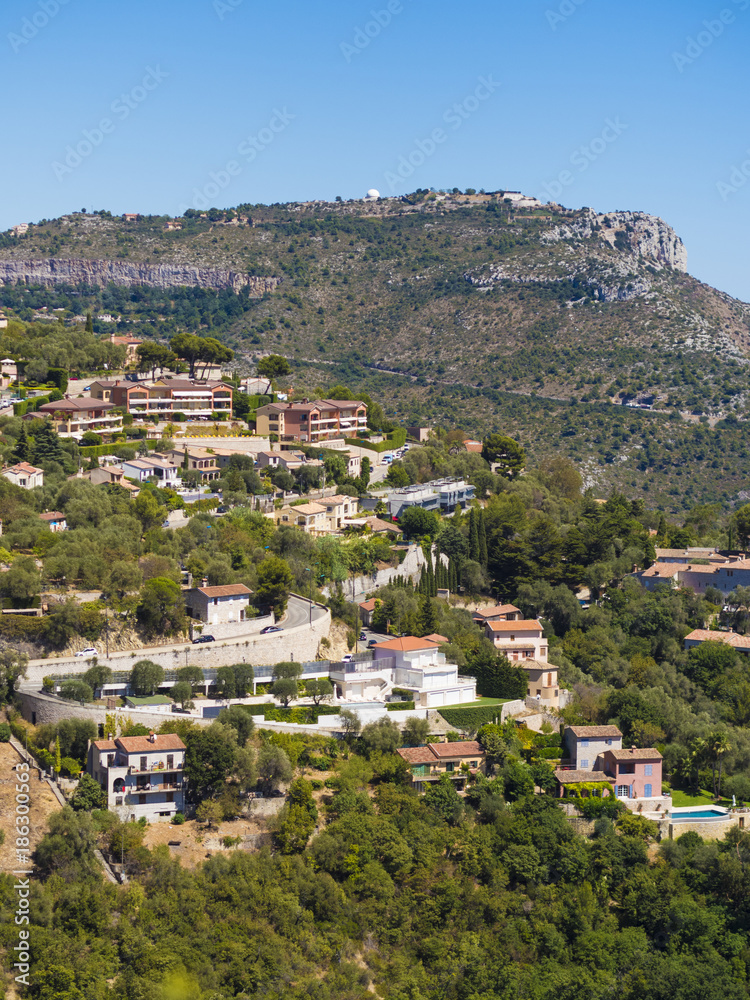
left=671, top=808, right=727, bottom=821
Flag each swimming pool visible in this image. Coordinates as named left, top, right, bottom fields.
left=671, top=807, right=729, bottom=822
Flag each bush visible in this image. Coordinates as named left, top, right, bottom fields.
left=387, top=701, right=415, bottom=712
left=172, top=812, right=185, bottom=825
left=0, top=723, right=11, bottom=742
left=59, top=680, right=94, bottom=703
left=439, top=706, right=504, bottom=731
left=574, top=796, right=625, bottom=819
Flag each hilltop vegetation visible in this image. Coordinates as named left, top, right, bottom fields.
left=3, top=194, right=750, bottom=509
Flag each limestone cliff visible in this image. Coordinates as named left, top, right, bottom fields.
left=0, top=257, right=281, bottom=294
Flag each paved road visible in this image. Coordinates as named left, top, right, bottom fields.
left=282, top=594, right=323, bottom=629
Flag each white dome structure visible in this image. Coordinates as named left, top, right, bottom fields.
left=364, top=188, right=380, bottom=201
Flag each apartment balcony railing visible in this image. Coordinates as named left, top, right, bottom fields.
left=127, top=763, right=184, bottom=775
left=132, top=782, right=182, bottom=793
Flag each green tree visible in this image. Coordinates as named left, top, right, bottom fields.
left=361, top=716, right=401, bottom=755
left=401, top=716, right=430, bottom=746
left=257, top=744, right=292, bottom=792
left=70, top=773, right=107, bottom=812
left=218, top=705, right=256, bottom=745
left=184, top=725, right=237, bottom=801
left=385, top=462, right=411, bottom=488
left=136, top=341, right=176, bottom=379
left=305, top=677, right=334, bottom=704
left=133, top=491, right=168, bottom=532
left=255, top=556, right=295, bottom=616
left=136, top=577, right=186, bottom=636
left=177, top=664, right=205, bottom=694
left=170, top=681, right=195, bottom=711
left=424, top=774, right=463, bottom=824
left=33, top=421, right=66, bottom=468
left=0, top=649, right=28, bottom=704
left=481, top=433, right=526, bottom=479
left=33, top=806, right=98, bottom=881
left=130, top=660, right=164, bottom=696
left=233, top=663, right=254, bottom=697
left=215, top=665, right=236, bottom=699
left=257, top=354, right=291, bottom=380
left=0, top=555, right=41, bottom=605
left=170, top=332, right=203, bottom=378
left=12, top=422, right=31, bottom=463
left=399, top=506, right=439, bottom=539
left=196, top=799, right=223, bottom=828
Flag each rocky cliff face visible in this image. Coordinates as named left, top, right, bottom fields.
left=542, top=209, right=688, bottom=272
left=0, top=258, right=281, bottom=294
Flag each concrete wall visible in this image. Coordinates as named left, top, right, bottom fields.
left=189, top=614, right=274, bottom=641
left=668, top=815, right=741, bottom=840
left=23, top=603, right=331, bottom=687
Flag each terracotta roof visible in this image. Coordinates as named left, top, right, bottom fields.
left=568, top=725, right=623, bottom=738
left=115, top=734, right=186, bottom=753
left=397, top=747, right=435, bottom=764
left=373, top=636, right=441, bottom=652
left=641, top=565, right=680, bottom=578
left=603, top=747, right=662, bottom=761
left=685, top=629, right=750, bottom=650
left=4, top=462, right=43, bottom=475
left=285, top=503, right=326, bottom=516
left=555, top=769, right=613, bottom=783
left=92, top=739, right=117, bottom=751
left=656, top=547, right=721, bottom=559
left=485, top=619, right=543, bottom=632
left=39, top=511, right=65, bottom=521
left=423, top=633, right=449, bottom=644
left=474, top=604, right=521, bottom=618
left=397, top=741, right=484, bottom=764
left=359, top=598, right=378, bottom=611
left=196, top=584, right=251, bottom=598
left=364, top=516, right=400, bottom=533
left=39, top=397, right=114, bottom=412
left=429, top=740, right=483, bottom=758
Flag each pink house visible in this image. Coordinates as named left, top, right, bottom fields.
left=600, top=747, right=662, bottom=800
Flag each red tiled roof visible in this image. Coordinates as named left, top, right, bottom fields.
left=429, top=741, right=483, bottom=758
left=39, top=511, right=65, bottom=521
left=423, top=633, right=449, bottom=644
left=92, top=739, right=118, bottom=751
left=555, top=769, right=614, bottom=783
left=603, top=747, right=662, bottom=761
left=196, top=584, right=252, bottom=598
left=373, top=636, right=441, bottom=652
left=397, top=747, right=435, bottom=764
left=115, top=734, right=186, bottom=753
left=485, top=619, right=543, bottom=632
left=359, top=598, right=378, bottom=611
left=568, top=725, right=622, bottom=738
left=474, top=604, right=521, bottom=619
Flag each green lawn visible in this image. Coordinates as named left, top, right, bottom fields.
left=670, top=788, right=731, bottom=808
left=440, top=697, right=509, bottom=711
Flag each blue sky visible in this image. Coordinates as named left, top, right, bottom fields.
left=1, top=0, right=749, bottom=300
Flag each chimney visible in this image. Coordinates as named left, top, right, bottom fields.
left=149, top=731, right=156, bottom=743
left=202, top=577, right=209, bottom=588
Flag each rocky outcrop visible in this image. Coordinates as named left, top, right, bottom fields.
left=0, top=258, right=281, bottom=294
left=541, top=209, right=688, bottom=272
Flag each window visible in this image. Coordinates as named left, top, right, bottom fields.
left=139, top=756, right=147, bottom=771
left=620, top=763, right=635, bottom=775
left=605, top=739, right=612, bottom=746
left=580, top=759, right=589, bottom=770
left=445, top=762, right=455, bottom=773
left=644, top=764, right=653, bottom=776
left=107, top=754, right=114, bottom=767
left=166, top=792, right=174, bottom=803
left=509, top=635, right=515, bottom=642
left=139, top=794, right=146, bottom=805
left=580, top=739, right=589, bottom=748
left=167, top=755, right=174, bottom=769
left=470, top=761, right=477, bottom=767
left=617, top=786, right=630, bottom=798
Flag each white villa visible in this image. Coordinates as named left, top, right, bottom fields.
left=86, top=732, right=186, bottom=823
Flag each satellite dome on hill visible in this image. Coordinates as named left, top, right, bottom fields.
left=364, top=188, right=380, bottom=201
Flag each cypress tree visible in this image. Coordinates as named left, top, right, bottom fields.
left=478, top=509, right=488, bottom=569
left=469, top=508, right=480, bottom=563
left=33, top=421, right=65, bottom=467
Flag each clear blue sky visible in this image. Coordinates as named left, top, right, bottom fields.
left=2, top=0, right=749, bottom=300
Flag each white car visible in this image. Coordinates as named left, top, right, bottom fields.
left=75, top=647, right=98, bottom=658
left=342, top=653, right=354, bottom=663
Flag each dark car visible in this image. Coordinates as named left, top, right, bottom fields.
left=216, top=506, right=228, bottom=514
left=260, top=625, right=282, bottom=635
left=192, top=634, right=215, bottom=644
left=367, top=638, right=378, bottom=648
left=359, top=632, right=367, bottom=641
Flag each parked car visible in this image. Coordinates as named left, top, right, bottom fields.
left=75, top=647, right=98, bottom=658
left=342, top=653, right=354, bottom=663
left=216, top=506, right=228, bottom=514
left=192, top=634, right=215, bottom=644
left=260, top=625, right=282, bottom=634
left=367, top=639, right=378, bottom=648
left=359, top=632, right=367, bottom=641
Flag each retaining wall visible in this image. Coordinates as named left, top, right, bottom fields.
left=668, top=815, right=742, bottom=841
left=324, top=544, right=428, bottom=603
left=24, top=603, right=331, bottom=687
left=189, top=614, right=274, bottom=642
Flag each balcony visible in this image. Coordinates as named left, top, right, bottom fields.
left=132, top=782, right=182, bottom=793
left=128, top=763, right=183, bottom=775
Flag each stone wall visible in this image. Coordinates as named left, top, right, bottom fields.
left=23, top=603, right=331, bottom=688
left=326, top=544, right=427, bottom=602
left=189, top=614, right=274, bottom=642
left=668, top=815, right=741, bottom=841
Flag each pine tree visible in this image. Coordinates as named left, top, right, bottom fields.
left=12, top=422, right=30, bottom=463
left=418, top=594, right=440, bottom=636
left=478, top=509, right=488, bottom=569
left=33, top=422, right=65, bottom=467
left=85, top=312, right=93, bottom=333
left=469, top=508, right=480, bottom=562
